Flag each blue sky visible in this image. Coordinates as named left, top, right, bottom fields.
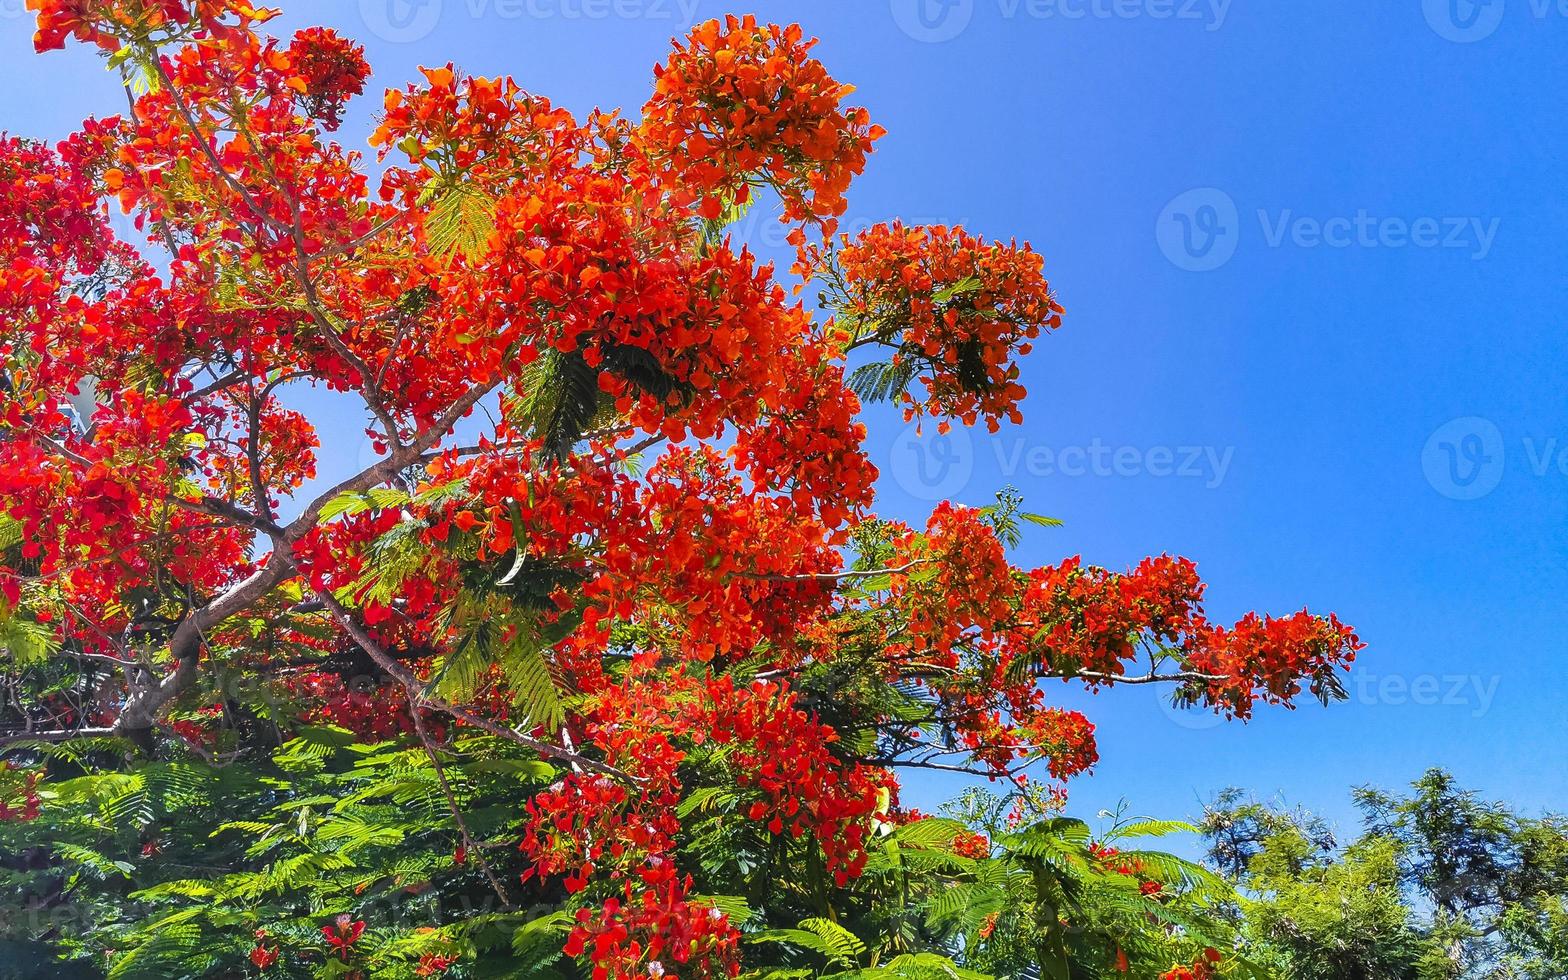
left=3, top=0, right=1565, bottom=840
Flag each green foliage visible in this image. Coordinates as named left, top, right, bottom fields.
left=925, top=788, right=1253, bottom=980
left=977, top=487, right=1061, bottom=550
left=516, top=347, right=604, bottom=462
left=423, top=185, right=497, bottom=262
left=1202, top=770, right=1568, bottom=980
left=0, top=730, right=565, bottom=979
left=845, top=360, right=918, bottom=407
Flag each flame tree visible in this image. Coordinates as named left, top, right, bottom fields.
left=0, top=2, right=1360, bottom=977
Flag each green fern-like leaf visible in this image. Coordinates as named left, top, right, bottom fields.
left=425, top=184, right=497, bottom=261
left=517, top=347, right=602, bottom=461
left=846, top=359, right=918, bottom=405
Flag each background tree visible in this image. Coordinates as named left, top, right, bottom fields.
left=1200, top=770, right=1568, bottom=980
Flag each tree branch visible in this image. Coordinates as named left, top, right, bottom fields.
left=311, top=587, right=631, bottom=782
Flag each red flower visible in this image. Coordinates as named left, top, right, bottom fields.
left=322, top=916, right=365, bottom=960
left=286, top=27, right=369, bottom=130
left=415, top=953, right=457, bottom=976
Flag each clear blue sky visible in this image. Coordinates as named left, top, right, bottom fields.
left=4, top=0, right=1565, bottom=841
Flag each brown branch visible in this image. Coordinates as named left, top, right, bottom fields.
left=407, top=697, right=513, bottom=910
left=147, top=57, right=289, bottom=235
left=1045, top=670, right=1227, bottom=686
left=186, top=368, right=248, bottom=401
left=858, top=756, right=1035, bottom=779
left=317, top=212, right=405, bottom=258
left=0, top=727, right=120, bottom=746
left=113, top=557, right=293, bottom=739
left=311, top=588, right=631, bottom=782
left=752, top=559, right=930, bottom=583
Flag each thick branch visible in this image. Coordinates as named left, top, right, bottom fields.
left=311, top=588, right=631, bottom=782
left=112, top=378, right=497, bottom=737
left=113, top=557, right=293, bottom=737
left=1046, top=670, right=1227, bottom=686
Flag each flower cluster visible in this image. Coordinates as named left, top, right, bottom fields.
left=28, top=0, right=276, bottom=52
left=0, top=763, right=42, bottom=822
left=952, top=830, right=992, bottom=859
left=1185, top=610, right=1362, bottom=717
left=1018, top=555, right=1205, bottom=679
left=322, top=915, right=365, bottom=961
left=1161, top=948, right=1223, bottom=980
left=894, top=503, right=1018, bottom=655
left=1010, top=554, right=1361, bottom=718
left=564, top=869, right=741, bottom=980
left=415, top=952, right=457, bottom=976
left=1020, top=708, right=1099, bottom=781
left=638, top=15, right=883, bottom=230
left=829, top=222, right=1062, bottom=428
left=248, top=941, right=279, bottom=969
left=283, top=673, right=420, bottom=740
left=521, top=665, right=890, bottom=901
left=285, top=27, right=369, bottom=131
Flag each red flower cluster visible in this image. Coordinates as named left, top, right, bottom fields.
left=1019, top=555, right=1206, bottom=679
left=1020, top=708, right=1099, bottom=781
left=564, top=868, right=740, bottom=980
left=828, top=222, right=1063, bottom=428
left=1016, top=556, right=1361, bottom=718
left=414, top=952, right=457, bottom=976
left=1161, top=948, right=1223, bottom=980
left=708, top=677, right=891, bottom=884
left=894, top=503, right=1018, bottom=654
left=952, top=830, right=992, bottom=859
left=28, top=0, right=276, bottom=52
left=521, top=664, right=889, bottom=902
left=248, top=942, right=279, bottom=969
left=1186, top=610, right=1363, bottom=717
left=322, top=915, right=365, bottom=961
left=638, top=15, right=883, bottom=230
left=1088, top=842, right=1145, bottom=877
left=283, top=673, right=420, bottom=740
left=0, top=763, right=42, bottom=822
left=285, top=27, right=369, bottom=131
